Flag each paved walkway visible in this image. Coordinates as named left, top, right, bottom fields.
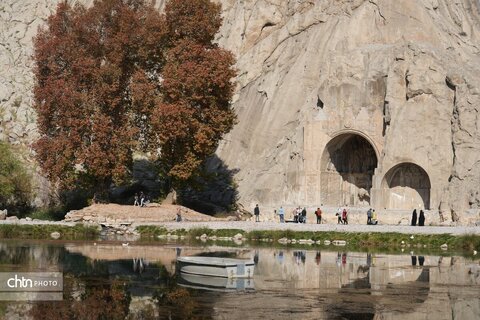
left=1, top=219, right=478, bottom=235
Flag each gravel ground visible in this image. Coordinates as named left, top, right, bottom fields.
left=134, top=221, right=480, bottom=235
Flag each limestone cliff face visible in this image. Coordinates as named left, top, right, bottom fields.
left=1, top=0, right=479, bottom=221
left=214, top=0, right=480, bottom=220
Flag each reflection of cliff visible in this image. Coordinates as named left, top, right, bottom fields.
left=1, top=242, right=479, bottom=319
left=64, top=244, right=251, bottom=275
left=0, top=241, right=62, bottom=271
left=212, top=250, right=480, bottom=320
left=65, top=244, right=193, bottom=274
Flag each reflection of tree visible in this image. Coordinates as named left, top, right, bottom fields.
left=1, top=242, right=221, bottom=319
left=159, top=287, right=197, bottom=319
left=30, top=277, right=130, bottom=320
left=154, top=271, right=210, bottom=320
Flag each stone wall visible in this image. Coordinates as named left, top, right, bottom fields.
left=1, top=0, right=480, bottom=222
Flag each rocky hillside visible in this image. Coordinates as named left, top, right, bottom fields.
left=1, top=0, right=480, bottom=220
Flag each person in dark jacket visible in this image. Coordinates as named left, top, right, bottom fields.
left=301, top=207, right=307, bottom=223
left=411, top=209, right=417, bottom=226
left=418, top=210, right=425, bottom=226
left=254, top=204, right=260, bottom=222
left=315, top=207, right=322, bottom=224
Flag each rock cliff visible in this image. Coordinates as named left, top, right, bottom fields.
left=1, top=0, right=479, bottom=222
left=214, top=0, right=480, bottom=221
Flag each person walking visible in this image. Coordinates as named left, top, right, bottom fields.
left=411, top=209, right=417, bottom=226
left=342, top=207, right=348, bottom=225
left=175, top=208, right=182, bottom=222
left=296, top=207, right=302, bottom=223
left=254, top=204, right=260, bottom=222
left=418, top=210, right=425, bottom=226
left=139, top=191, right=145, bottom=207
left=278, top=206, right=285, bottom=223
left=336, top=207, right=343, bottom=224
left=315, top=207, right=322, bottom=224
left=133, top=193, right=139, bottom=206
left=372, top=209, right=378, bottom=225
left=301, top=207, right=307, bottom=223
left=291, top=208, right=297, bottom=222
left=367, top=208, right=372, bottom=225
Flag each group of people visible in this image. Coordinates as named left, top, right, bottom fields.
left=254, top=204, right=339, bottom=224
left=133, top=192, right=148, bottom=207
left=411, top=209, right=426, bottom=226
left=292, top=207, right=308, bottom=223
left=366, top=208, right=378, bottom=225
left=253, top=204, right=431, bottom=226
left=336, top=207, right=349, bottom=224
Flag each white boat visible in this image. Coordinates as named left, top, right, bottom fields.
left=177, top=256, right=255, bottom=278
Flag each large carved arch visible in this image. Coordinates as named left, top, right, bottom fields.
left=320, top=132, right=378, bottom=207
left=381, top=162, right=431, bottom=210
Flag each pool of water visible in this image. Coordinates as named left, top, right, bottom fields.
left=0, top=240, right=479, bottom=319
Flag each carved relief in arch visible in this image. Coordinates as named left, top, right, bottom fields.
left=320, top=133, right=378, bottom=207
left=382, top=163, right=431, bottom=210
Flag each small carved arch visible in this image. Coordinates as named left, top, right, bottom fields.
left=382, top=162, right=431, bottom=209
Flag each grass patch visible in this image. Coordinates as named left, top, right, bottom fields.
left=137, top=226, right=245, bottom=239
left=188, top=228, right=244, bottom=238
left=0, top=224, right=99, bottom=240
left=135, top=226, right=480, bottom=253
left=136, top=225, right=169, bottom=237
left=0, top=302, right=6, bottom=318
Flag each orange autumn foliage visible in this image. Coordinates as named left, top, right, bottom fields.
left=33, top=0, right=236, bottom=192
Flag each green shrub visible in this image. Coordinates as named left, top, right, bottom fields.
left=0, top=142, right=32, bottom=214
left=0, top=224, right=98, bottom=240
left=28, top=206, right=67, bottom=221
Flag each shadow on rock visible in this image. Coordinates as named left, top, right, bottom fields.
left=178, top=155, right=239, bottom=215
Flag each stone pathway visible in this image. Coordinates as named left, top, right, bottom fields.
left=1, top=219, right=479, bottom=235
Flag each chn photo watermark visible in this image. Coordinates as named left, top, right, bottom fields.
left=0, top=272, right=63, bottom=301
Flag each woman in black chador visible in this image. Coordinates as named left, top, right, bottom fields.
left=418, top=210, right=425, bottom=226
left=411, top=209, right=417, bottom=226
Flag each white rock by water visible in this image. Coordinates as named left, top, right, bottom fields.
left=50, top=232, right=60, bottom=239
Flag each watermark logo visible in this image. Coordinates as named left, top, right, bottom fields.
left=0, top=272, right=63, bottom=301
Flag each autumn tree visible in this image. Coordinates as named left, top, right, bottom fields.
left=33, top=0, right=166, bottom=196
left=33, top=0, right=236, bottom=198
left=152, top=0, right=236, bottom=185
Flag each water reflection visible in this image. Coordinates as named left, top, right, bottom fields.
left=178, top=273, right=254, bottom=292
left=0, top=241, right=479, bottom=319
